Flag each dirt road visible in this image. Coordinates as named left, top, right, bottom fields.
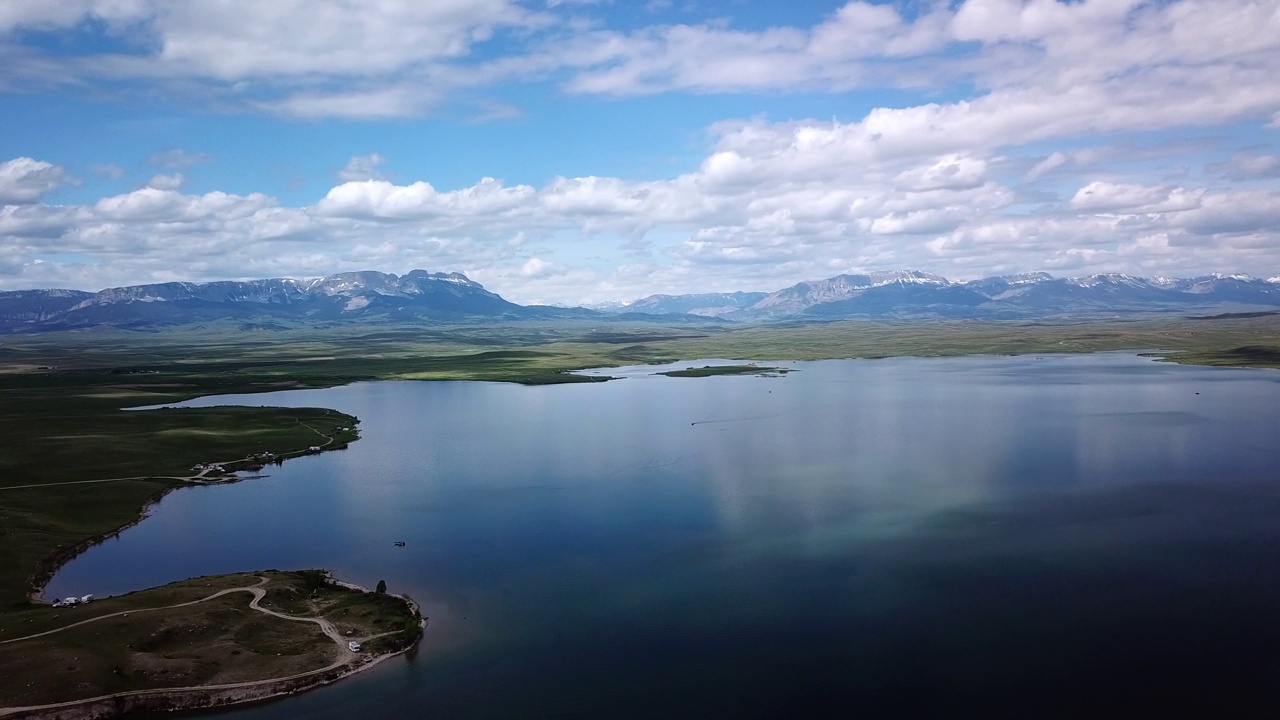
left=0, top=575, right=391, bottom=718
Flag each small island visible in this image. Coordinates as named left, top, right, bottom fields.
left=658, top=364, right=790, bottom=378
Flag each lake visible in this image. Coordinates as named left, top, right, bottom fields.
left=48, top=354, right=1280, bottom=718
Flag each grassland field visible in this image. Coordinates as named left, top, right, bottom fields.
left=0, top=570, right=420, bottom=709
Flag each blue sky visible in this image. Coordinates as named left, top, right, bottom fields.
left=1, top=0, right=1279, bottom=303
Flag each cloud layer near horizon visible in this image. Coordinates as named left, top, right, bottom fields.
left=2, top=0, right=1279, bottom=303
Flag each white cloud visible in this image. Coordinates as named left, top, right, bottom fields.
left=145, top=173, right=185, bottom=191
left=895, top=155, right=989, bottom=192
left=1069, top=182, right=1202, bottom=214
left=0, top=157, right=70, bottom=204
left=3, top=2, right=1280, bottom=298
left=314, top=178, right=537, bottom=220
left=3, top=0, right=542, bottom=79
left=0, top=1, right=99, bottom=33
left=0, top=0, right=1270, bottom=136
left=0, top=0, right=545, bottom=118
left=519, top=257, right=559, bottom=278
left=335, top=154, right=388, bottom=183
left=1210, top=152, right=1280, bottom=181
left=7, top=115, right=1280, bottom=301
left=1025, top=151, right=1068, bottom=181
left=554, top=0, right=1280, bottom=115
left=1174, top=190, right=1280, bottom=236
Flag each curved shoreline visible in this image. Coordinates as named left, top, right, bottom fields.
left=3, top=415, right=427, bottom=719
left=25, top=413, right=351, bottom=604
left=26, top=482, right=175, bottom=605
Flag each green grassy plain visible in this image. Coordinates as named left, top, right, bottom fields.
left=0, top=314, right=1276, bottom=710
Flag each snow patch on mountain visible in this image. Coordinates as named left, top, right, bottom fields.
left=1069, top=273, right=1151, bottom=289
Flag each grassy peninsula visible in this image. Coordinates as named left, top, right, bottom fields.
left=0, top=571, right=421, bottom=715
left=1, top=314, right=1278, bottom=715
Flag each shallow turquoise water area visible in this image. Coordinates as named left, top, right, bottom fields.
left=49, top=355, right=1280, bottom=717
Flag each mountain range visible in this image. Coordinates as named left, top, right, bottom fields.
left=3, top=269, right=1280, bottom=333
left=598, top=270, right=1280, bottom=321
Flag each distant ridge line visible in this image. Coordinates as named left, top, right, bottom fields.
left=3, top=268, right=1280, bottom=332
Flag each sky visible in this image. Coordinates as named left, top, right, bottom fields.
left=1, top=0, right=1279, bottom=304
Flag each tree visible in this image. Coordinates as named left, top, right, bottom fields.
left=376, top=580, right=387, bottom=594
left=299, top=570, right=327, bottom=592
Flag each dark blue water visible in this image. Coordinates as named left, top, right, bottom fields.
left=49, top=355, right=1280, bottom=718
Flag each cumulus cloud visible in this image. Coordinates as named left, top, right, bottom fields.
left=0, top=157, right=70, bottom=204
left=555, top=0, right=1280, bottom=111
left=2, top=0, right=1276, bottom=125
left=0, top=0, right=545, bottom=118
left=2, top=1, right=541, bottom=77
left=3, top=2, right=1280, bottom=299
left=6, top=119, right=1280, bottom=302
left=314, top=177, right=537, bottom=220
left=519, top=257, right=560, bottom=278
left=559, top=2, right=952, bottom=96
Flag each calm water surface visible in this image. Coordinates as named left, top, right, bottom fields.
left=49, top=355, right=1280, bottom=717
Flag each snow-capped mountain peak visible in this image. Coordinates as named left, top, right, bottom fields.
left=8, top=268, right=1280, bottom=332
left=1000, top=272, right=1054, bottom=285
left=1069, top=273, right=1151, bottom=289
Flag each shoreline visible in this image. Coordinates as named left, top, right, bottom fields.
left=27, top=415, right=354, bottom=603
left=27, top=481, right=179, bottom=604
left=0, top=619, right=422, bottom=720
left=27, top=471, right=270, bottom=604
left=7, top=429, right=426, bottom=720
